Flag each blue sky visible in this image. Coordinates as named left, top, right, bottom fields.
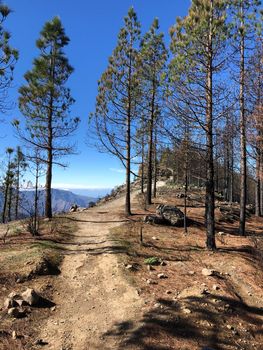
left=2, top=0, right=190, bottom=189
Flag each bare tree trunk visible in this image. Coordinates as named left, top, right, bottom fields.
left=239, top=2, right=247, bottom=235
left=7, top=186, right=12, bottom=222
left=125, top=112, right=131, bottom=215
left=2, top=182, right=9, bottom=224
left=45, top=47, right=55, bottom=219
left=34, top=159, right=40, bottom=235
left=255, top=149, right=261, bottom=216
left=146, top=112, right=154, bottom=205
left=153, top=127, right=157, bottom=198
left=205, top=0, right=216, bottom=250
left=15, top=164, right=20, bottom=220
left=141, top=141, right=145, bottom=194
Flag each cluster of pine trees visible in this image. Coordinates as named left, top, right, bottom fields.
left=91, top=1, right=262, bottom=250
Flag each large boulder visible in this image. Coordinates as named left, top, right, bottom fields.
left=156, top=204, right=185, bottom=226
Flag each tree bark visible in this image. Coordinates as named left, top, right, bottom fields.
left=239, top=2, right=247, bottom=235
left=205, top=0, right=216, bottom=250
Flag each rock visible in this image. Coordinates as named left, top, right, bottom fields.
left=21, top=288, right=40, bottom=306
left=144, top=215, right=167, bottom=225
left=125, top=264, right=134, bottom=270
left=217, top=231, right=225, bottom=236
left=146, top=279, right=157, bottom=285
left=151, top=236, right=159, bottom=240
left=8, top=292, right=21, bottom=299
left=69, top=204, right=78, bottom=212
left=160, top=261, right=167, bottom=266
left=12, top=331, right=17, bottom=339
left=16, top=299, right=28, bottom=307
left=213, top=284, right=220, bottom=291
left=227, top=324, right=234, bottom=330
left=188, top=271, right=195, bottom=275
left=7, top=307, right=26, bottom=318
left=158, top=273, right=168, bottom=279
left=166, top=290, right=172, bottom=294
left=147, top=265, right=154, bottom=271
left=34, top=339, right=49, bottom=346
left=156, top=204, right=185, bottom=226
left=182, top=308, right=191, bottom=314
left=202, top=268, right=215, bottom=276
left=154, top=302, right=163, bottom=309
left=4, top=297, right=18, bottom=310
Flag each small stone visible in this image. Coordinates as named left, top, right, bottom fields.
left=202, top=268, right=215, bottom=276
left=34, top=339, right=48, bottom=346
left=7, top=307, right=25, bottom=318
left=227, top=324, right=234, bottom=330
left=160, top=261, right=167, bottom=266
left=158, top=273, right=168, bottom=279
left=12, top=331, right=17, bottom=339
left=146, top=279, right=157, bottom=285
left=182, top=308, right=191, bottom=314
left=152, top=236, right=159, bottom=240
left=8, top=292, right=21, bottom=299
left=154, top=302, right=161, bottom=308
left=51, top=306, right=56, bottom=311
left=21, top=288, right=40, bottom=306
left=188, top=271, right=195, bottom=275
left=166, top=290, right=172, bottom=294
left=16, top=299, right=28, bottom=307
left=4, top=298, right=18, bottom=310
left=213, top=285, right=220, bottom=291
left=147, top=265, right=154, bottom=271
left=125, top=264, right=134, bottom=270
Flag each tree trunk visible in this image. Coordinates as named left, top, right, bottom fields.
left=146, top=110, right=154, bottom=205
left=153, top=127, right=157, bottom=198
left=7, top=186, right=12, bottom=222
left=205, top=0, right=216, bottom=250
left=255, top=149, right=261, bottom=216
left=34, top=160, right=39, bottom=235
left=15, top=163, right=20, bottom=220
left=141, top=132, right=145, bottom=194
left=125, top=113, right=131, bottom=215
left=2, top=182, right=9, bottom=223
left=239, top=2, right=247, bottom=235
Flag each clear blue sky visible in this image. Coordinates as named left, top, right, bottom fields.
left=2, top=0, right=190, bottom=189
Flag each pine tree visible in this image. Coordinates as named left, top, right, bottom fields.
left=170, top=0, right=229, bottom=250
left=14, top=146, right=27, bottom=219
left=91, top=8, right=141, bottom=215
left=229, top=0, right=261, bottom=235
left=2, top=147, right=14, bottom=223
left=0, top=3, right=18, bottom=113
left=15, top=17, right=79, bottom=219
left=140, top=18, right=167, bottom=205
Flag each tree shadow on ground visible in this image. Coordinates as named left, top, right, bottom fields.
left=103, top=294, right=263, bottom=350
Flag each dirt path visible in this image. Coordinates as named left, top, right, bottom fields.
left=37, top=193, right=142, bottom=350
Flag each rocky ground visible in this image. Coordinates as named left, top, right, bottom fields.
left=0, top=184, right=263, bottom=350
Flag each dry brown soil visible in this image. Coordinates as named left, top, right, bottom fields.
left=1, top=186, right=263, bottom=350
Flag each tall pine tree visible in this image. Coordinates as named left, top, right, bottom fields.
left=140, top=18, right=167, bottom=205
left=170, top=0, right=229, bottom=249
left=16, top=17, right=79, bottom=219
left=91, top=8, right=141, bottom=215
left=0, top=3, right=18, bottom=113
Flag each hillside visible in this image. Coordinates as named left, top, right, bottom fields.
left=0, top=182, right=262, bottom=350
left=0, top=189, right=97, bottom=218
